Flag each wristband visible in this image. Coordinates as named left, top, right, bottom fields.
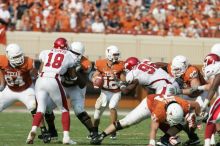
left=149, top=139, right=156, bottom=146
left=198, top=85, right=205, bottom=91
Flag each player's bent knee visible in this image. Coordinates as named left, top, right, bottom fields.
left=77, top=111, right=91, bottom=123
left=94, top=107, right=105, bottom=119
left=27, top=101, right=37, bottom=112
left=113, top=120, right=123, bottom=130
left=109, top=103, right=118, bottom=109
left=119, top=118, right=133, bottom=128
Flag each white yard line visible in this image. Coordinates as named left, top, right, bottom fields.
left=3, top=108, right=130, bottom=116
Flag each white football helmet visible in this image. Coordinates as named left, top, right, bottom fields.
left=166, top=102, right=184, bottom=126
left=171, top=55, right=189, bottom=78
left=105, top=45, right=120, bottom=63
left=211, top=43, right=220, bottom=57
left=5, top=44, right=24, bottom=67
left=70, top=41, right=85, bottom=60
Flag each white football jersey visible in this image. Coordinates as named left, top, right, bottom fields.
left=204, top=62, right=220, bottom=95
left=204, top=62, right=220, bottom=81
left=39, top=49, right=78, bottom=75
left=126, top=61, right=175, bottom=93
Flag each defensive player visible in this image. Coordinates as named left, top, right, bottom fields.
left=91, top=45, right=126, bottom=139
left=90, top=56, right=181, bottom=145
left=26, top=37, right=78, bottom=144
left=156, top=55, right=207, bottom=145
left=61, top=41, right=96, bottom=138
left=91, top=94, right=201, bottom=146
left=196, top=53, right=220, bottom=146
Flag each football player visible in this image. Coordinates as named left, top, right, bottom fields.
left=91, top=94, right=201, bottom=146
left=91, top=45, right=126, bottom=139
left=203, top=67, right=220, bottom=146
left=26, top=37, right=78, bottom=144
left=194, top=53, right=220, bottom=146
left=0, top=43, right=58, bottom=143
left=90, top=57, right=181, bottom=145
left=61, top=42, right=96, bottom=138
left=0, top=44, right=36, bottom=112
left=156, top=55, right=207, bottom=145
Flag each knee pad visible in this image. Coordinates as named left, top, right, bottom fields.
left=113, top=121, right=123, bottom=131
left=77, top=111, right=91, bottom=123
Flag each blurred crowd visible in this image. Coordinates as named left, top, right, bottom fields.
left=0, top=0, right=220, bottom=37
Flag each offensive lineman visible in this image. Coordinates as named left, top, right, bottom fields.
left=61, top=41, right=96, bottom=138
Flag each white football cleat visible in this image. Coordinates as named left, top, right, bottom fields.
left=63, top=137, right=77, bottom=145
left=26, top=131, right=36, bottom=144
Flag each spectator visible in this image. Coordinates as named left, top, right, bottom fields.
left=91, top=15, right=105, bottom=33
left=20, top=10, right=31, bottom=31
left=16, top=0, right=28, bottom=30
left=69, top=7, right=78, bottom=32
left=0, top=3, right=10, bottom=25
left=1, top=0, right=220, bottom=37
left=106, top=15, right=120, bottom=33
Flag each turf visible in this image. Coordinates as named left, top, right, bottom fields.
left=0, top=112, right=218, bottom=146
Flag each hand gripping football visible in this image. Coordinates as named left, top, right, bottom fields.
left=93, top=75, right=104, bottom=89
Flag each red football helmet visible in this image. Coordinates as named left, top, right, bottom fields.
left=204, top=53, right=220, bottom=67
left=54, top=37, right=68, bottom=49
left=124, top=57, right=140, bottom=72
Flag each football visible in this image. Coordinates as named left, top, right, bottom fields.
left=93, top=75, right=104, bottom=89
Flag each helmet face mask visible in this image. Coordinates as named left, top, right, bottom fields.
left=171, top=55, right=189, bottom=78
left=105, top=45, right=120, bottom=63
left=166, top=102, right=184, bottom=126
left=8, top=54, right=24, bottom=67
left=6, top=44, right=24, bottom=67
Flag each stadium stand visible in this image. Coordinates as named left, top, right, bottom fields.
left=0, top=0, right=220, bottom=37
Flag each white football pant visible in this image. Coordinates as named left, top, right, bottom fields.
left=94, top=90, right=121, bottom=120
left=64, top=86, right=86, bottom=115
left=0, top=84, right=36, bottom=112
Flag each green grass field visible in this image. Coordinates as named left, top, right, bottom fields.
left=0, top=111, right=218, bottom=146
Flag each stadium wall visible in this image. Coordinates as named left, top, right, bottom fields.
left=0, top=32, right=217, bottom=108
left=0, top=31, right=219, bottom=64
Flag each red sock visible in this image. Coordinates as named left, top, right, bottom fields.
left=205, top=122, right=216, bottom=139
left=32, top=112, right=43, bottom=126
left=62, top=112, right=70, bottom=131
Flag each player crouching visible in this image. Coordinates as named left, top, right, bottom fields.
left=90, top=94, right=201, bottom=146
